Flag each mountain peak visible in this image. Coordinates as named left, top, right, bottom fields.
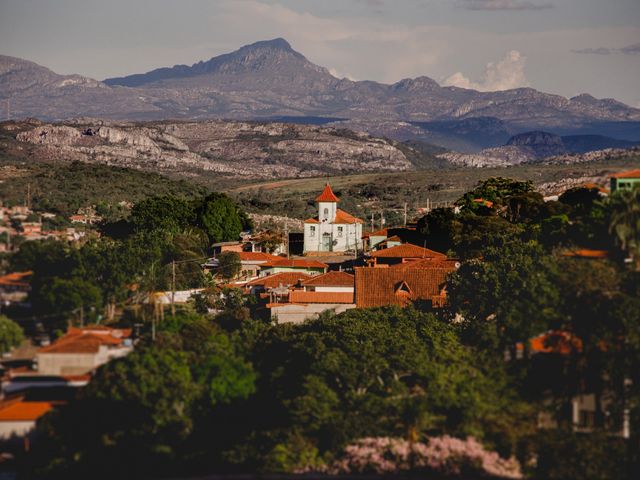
left=245, top=38, right=293, bottom=51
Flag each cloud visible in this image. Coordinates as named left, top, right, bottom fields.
left=456, top=0, right=553, bottom=11
left=573, top=43, right=640, bottom=56
left=443, top=50, right=529, bottom=91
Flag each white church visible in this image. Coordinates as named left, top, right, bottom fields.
left=303, top=184, right=364, bottom=254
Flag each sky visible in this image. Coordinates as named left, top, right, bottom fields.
left=1, top=0, right=639, bottom=105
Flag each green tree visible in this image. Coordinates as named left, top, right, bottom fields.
left=607, top=185, right=640, bottom=262
left=217, top=252, right=241, bottom=282
left=129, top=195, right=195, bottom=235
left=0, top=315, right=24, bottom=354
left=196, top=193, right=246, bottom=243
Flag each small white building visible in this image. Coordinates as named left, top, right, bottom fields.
left=303, top=184, right=364, bottom=254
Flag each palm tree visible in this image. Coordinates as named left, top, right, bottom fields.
left=608, top=185, right=640, bottom=266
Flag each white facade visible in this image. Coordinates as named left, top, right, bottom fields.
left=303, top=189, right=363, bottom=254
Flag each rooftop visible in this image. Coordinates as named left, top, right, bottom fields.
left=355, top=266, right=454, bottom=308
left=246, top=271, right=312, bottom=289
left=371, top=243, right=447, bottom=259
left=0, top=400, right=53, bottom=422
left=263, top=258, right=328, bottom=269
left=238, top=251, right=282, bottom=262
left=611, top=169, right=640, bottom=179
left=316, top=183, right=340, bottom=203
left=0, top=271, right=32, bottom=288
left=288, top=290, right=354, bottom=304
left=301, top=270, right=354, bottom=287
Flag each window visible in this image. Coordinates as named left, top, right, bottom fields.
left=337, top=226, right=343, bottom=237
left=310, top=226, right=316, bottom=237
left=323, top=207, right=329, bottom=219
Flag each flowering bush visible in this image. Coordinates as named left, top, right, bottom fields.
left=326, top=436, right=522, bottom=478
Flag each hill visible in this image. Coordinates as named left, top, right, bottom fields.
left=2, top=38, right=640, bottom=151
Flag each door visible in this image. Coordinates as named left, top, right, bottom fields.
left=321, top=233, right=332, bottom=251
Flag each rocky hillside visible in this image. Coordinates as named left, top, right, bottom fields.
left=438, top=130, right=640, bottom=167
left=2, top=38, right=640, bottom=146
left=7, top=119, right=412, bottom=179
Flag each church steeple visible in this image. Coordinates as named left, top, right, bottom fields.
left=315, top=183, right=340, bottom=203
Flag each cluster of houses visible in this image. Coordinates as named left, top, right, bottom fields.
left=0, top=203, right=90, bottom=252
left=0, top=169, right=638, bottom=453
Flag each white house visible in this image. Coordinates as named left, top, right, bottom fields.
left=303, top=184, right=364, bottom=254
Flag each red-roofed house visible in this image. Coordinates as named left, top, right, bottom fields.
left=0, top=397, right=54, bottom=441
left=36, top=326, right=133, bottom=375
left=301, top=271, right=354, bottom=293
left=304, top=184, right=364, bottom=254
left=238, top=251, right=283, bottom=279
left=369, top=243, right=447, bottom=266
left=260, top=258, right=328, bottom=276
left=610, top=169, right=640, bottom=192
left=355, top=265, right=455, bottom=309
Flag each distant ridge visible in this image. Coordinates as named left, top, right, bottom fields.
left=2, top=38, right=640, bottom=149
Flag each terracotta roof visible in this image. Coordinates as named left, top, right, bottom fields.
left=0, top=401, right=53, bottom=421
left=390, top=258, right=460, bottom=269
left=611, top=169, right=640, bottom=179
left=562, top=249, right=609, bottom=259
left=523, top=331, right=583, bottom=355
left=238, top=251, right=282, bottom=262
left=367, top=228, right=388, bottom=237
left=304, top=209, right=364, bottom=225
left=66, top=326, right=132, bottom=338
left=334, top=209, right=364, bottom=224
left=0, top=271, right=32, bottom=287
left=263, top=258, right=328, bottom=269
left=301, top=271, right=354, bottom=287
left=38, top=332, right=124, bottom=354
left=316, top=183, right=340, bottom=202
left=473, top=198, right=494, bottom=208
left=371, top=243, right=447, bottom=259
left=288, top=290, right=354, bottom=304
left=246, top=272, right=312, bottom=289
left=355, top=266, right=452, bottom=308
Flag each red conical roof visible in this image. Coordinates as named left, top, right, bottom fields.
left=316, top=183, right=340, bottom=202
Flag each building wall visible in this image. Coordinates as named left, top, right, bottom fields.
left=270, top=303, right=356, bottom=324
left=304, top=222, right=363, bottom=253
left=262, top=266, right=325, bottom=275
left=309, top=286, right=354, bottom=293
left=0, top=421, right=35, bottom=440
left=611, top=177, right=640, bottom=192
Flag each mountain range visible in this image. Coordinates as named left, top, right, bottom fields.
left=2, top=38, right=640, bottom=151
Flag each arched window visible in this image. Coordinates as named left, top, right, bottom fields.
left=323, top=207, right=329, bottom=219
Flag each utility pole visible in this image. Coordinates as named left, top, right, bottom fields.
left=79, top=305, right=84, bottom=327
left=170, top=260, right=176, bottom=317
left=403, top=202, right=408, bottom=227
left=26, top=183, right=31, bottom=210
left=370, top=213, right=374, bottom=232
left=6, top=98, right=10, bottom=121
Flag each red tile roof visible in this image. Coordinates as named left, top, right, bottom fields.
left=246, top=272, right=312, bottom=289
left=316, top=183, right=340, bottom=202
left=390, top=258, right=460, bottom=269
left=0, top=271, right=32, bottom=287
left=334, top=209, right=364, bottom=224
left=263, top=258, right=328, bottom=269
left=0, top=400, right=53, bottom=421
left=304, top=209, right=364, bottom=225
left=238, top=251, right=282, bottom=262
left=38, top=332, right=124, bottom=354
left=288, top=290, right=354, bottom=304
left=355, top=266, right=453, bottom=308
left=524, top=331, right=583, bottom=355
left=611, top=169, right=640, bottom=179
left=562, top=249, right=609, bottom=259
left=301, top=271, right=354, bottom=287
left=371, top=243, right=447, bottom=259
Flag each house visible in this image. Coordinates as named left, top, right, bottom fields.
left=238, top=251, right=283, bottom=279
left=368, top=243, right=448, bottom=266
left=0, top=271, right=32, bottom=305
left=610, top=169, right=640, bottom=192
left=245, top=272, right=311, bottom=296
left=303, top=184, right=364, bottom=254
left=260, top=258, right=328, bottom=276
left=0, top=397, right=53, bottom=442
left=35, top=326, right=133, bottom=375
left=355, top=265, right=456, bottom=309
left=300, top=271, right=355, bottom=293
left=211, top=241, right=245, bottom=255
left=268, top=292, right=356, bottom=324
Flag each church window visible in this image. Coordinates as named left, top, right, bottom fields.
left=323, top=207, right=329, bottom=219
left=310, top=226, right=316, bottom=237
left=338, top=226, right=343, bottom=237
